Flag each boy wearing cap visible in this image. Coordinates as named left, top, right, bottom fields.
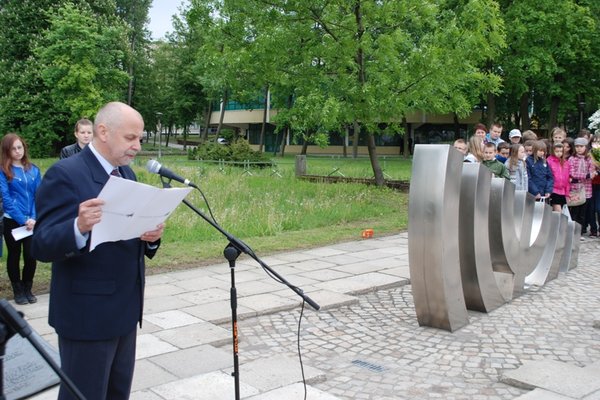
left=509, top=129, right=522, bottom=144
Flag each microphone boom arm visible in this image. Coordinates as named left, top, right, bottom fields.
left=179, top=196, right=321, bottom=311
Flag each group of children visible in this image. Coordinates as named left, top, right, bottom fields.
left=453, top=124, right=600, bottom=237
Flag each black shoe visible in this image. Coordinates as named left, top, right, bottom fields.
left=22, top=281, right=37, bottom=304
left=11, top=281, right=28, bottom=305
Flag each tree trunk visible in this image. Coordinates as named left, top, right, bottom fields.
left=366, top=132, right=384, bottom=186
left=301, top=139, right=308, bottom=155
left=403, top=117, right=410, bottom=158
left=279, top=126, right=288, bottom=157
left=216, top=90, right=228, bottom=137
left=549, top=96, right=560, bottom=130
left=520, top=92, right=530, bottom=130
left=182, top=125, right=188, bottom=151
left=453, top=113, right=460, bottom=140
left=127, top=37, right=135, bottom=106
left=486, top=92, right=496, bottom=126
left=258, top=85, right=269, bottom=153
left=352, top=120, right=359, bottom=158
left=165, top=126, right=170, bottom=146
left=343, top=126, right=348, bottom=158
left=279, top=95, right=292, bottom=157
left=202, top=101, right=212, bottom=144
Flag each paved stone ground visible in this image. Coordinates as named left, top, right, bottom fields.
left=236, top=237, right=600, bottom=399
left=14, top=233, right=600, bottom=399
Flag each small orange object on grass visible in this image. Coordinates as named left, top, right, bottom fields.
left=361, top=229, right=374, bottom=238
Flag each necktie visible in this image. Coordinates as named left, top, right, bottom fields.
left=111, top=168, right=122, bottom=178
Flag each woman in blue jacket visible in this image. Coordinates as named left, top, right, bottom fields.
left=0, top=133, right=41, bottom=304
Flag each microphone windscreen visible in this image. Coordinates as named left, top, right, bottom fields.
left=146, top=159, right=161, bottom=174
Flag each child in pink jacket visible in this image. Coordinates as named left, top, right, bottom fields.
left=547, top=142, right=570, bottom=212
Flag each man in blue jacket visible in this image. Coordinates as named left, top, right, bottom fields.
left=32, top=102, right=164, bottom=400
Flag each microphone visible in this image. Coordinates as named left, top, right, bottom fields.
left=146, top=159, right=198, bottom=188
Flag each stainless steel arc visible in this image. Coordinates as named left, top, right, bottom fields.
left=408, top=144, right=581, bottom=331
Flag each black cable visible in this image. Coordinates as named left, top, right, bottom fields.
left=297, top=300, right=308, bottom=400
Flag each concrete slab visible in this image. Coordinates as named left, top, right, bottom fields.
left=289, top=259, right=339, bottom=272
left=512, top=388, right=573, bottom=400
left=132, top=359, right=178, bottom=391
left=144, top=309, right=203, bottom=329
left=314, top=272, right=409, bottom=295
left=18, top=298, right=50, bottom=319
left=301, top=247, right=348, bottom=257
left=238, top=279, right=288, bottom=296
left=297, top=268, right=352, bottom=282
left=584, top=360, right=600, bottom=375
left=139, top=320, right=162, bottom=334
left=143, top=295, right=195, bottom=314
left=381, top=266, right=411, bottom=279
left=182, top=301, right=256, bottom=324
left=502, top=359, right=600, bottom=398
left=149, top=344, right=232, bottom=378
left=154, top=321, right=231, bottom=348
left=28, top=385, right=59, bottom=400
left=304, top=289, right=359, bottom=311
left=144, top=283, right=187, bottom=298
left=171, top=275, right=228, bottom=291
left=320, top=253, right=369, bottom=267
left=136, top=334, right=178, bottom=360
left=176, top=287, right=230, bottom=305
left=130, top=389, right=165, bottom=400
left=239, top=355, right=326, bottom=392
left=247, top=382, right=343, bottom=400
left=584, top=390, right=600, bottom=400
left=238, top=293, right=300, bottom=313
left=272, top=252, right=318, bottom=262
left=150, top=371, right=259, bottom=400
left=330, top=257, right=403, bottom=274
left=27, top=317, right=55, bottom=336
left=145, top=273, right=177, bottom=285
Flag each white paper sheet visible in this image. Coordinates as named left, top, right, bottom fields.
left=12, top=226, right=33, bottom=241
left=90, top=176, right=192, bottom=251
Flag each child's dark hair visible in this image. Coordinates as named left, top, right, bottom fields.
left=497, top=142, right=510, bottom=152
left=484, top=142, right=496, bottom=150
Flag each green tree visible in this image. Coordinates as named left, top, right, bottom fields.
left=490, top=0, right=600, bottom=132
left=35, top=2, right=130, bottom=125
left=235, top=0, right=505, bottom=184
left=0, top=0, right=63, bottom=156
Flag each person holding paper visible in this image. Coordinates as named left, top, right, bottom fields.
left=32, top=102, right=164, bottom=400
left=0, top=133, right=41, bottom=305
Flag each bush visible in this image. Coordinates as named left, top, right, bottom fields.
left=188, top=139, right=271, bottom=164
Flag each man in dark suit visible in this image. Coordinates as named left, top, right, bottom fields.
left=32, top=102, right=164, bottom=400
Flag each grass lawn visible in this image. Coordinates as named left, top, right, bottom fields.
left=0, top=151, right=411, bottom=299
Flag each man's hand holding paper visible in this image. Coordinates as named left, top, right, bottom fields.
left=89, top=176, right=191, bottom=251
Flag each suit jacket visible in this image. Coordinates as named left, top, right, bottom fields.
left=32, top=146, right=158, bottom=340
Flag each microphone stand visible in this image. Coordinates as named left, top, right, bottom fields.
left=160, top=179, right=320, bottom=400
left=0, top=300, right=86, bottom=400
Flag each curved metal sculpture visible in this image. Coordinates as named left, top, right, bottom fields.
left=408, top=144, right=581, bottom=331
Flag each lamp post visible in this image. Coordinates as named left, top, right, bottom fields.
left=156, top=112, right=163, bottom=159
left=578, top=95, right=586, bottom=132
